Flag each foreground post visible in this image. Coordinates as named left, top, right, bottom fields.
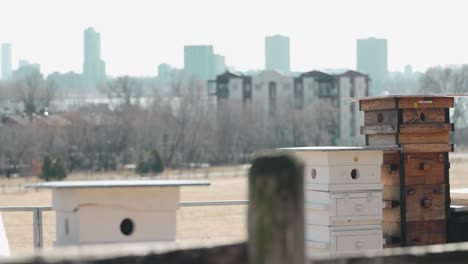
left=248, top=153, right=304, bottom=264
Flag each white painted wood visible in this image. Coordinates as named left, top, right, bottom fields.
left=306, top=225, right=383, bottom=257
left=334, top=233, right=381, bottom=252
left=31, top=180, right=210, bottom=189
left=305, top=191, right=382, bottom=226
left=304, top=164, right=382, bottom=190
left=0, top=213, right=9, bottom=256
left=305, top=183, right=382, bottom=192
left=282, top=148, right=384, bottom=166
left=52, top=187, right=181, bottom=246
left=281, top=147, right=384, bottom=258
left=306, top=224, right=381, bottom=243
left=28, top=180, right=210, bottom=247
left=52, top=187, right=180, bottom=211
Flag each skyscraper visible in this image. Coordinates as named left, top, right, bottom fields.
left=1, top=43, right=12, bottom=80
left=184, top=45, right=215, bottom=81
left=83, top=27, right=106, bottom=88
left=213, top=54, right=226, bottom=75
left=265, top=35, right=290, bottom=73
left=356, top=37, right=388, bottom=83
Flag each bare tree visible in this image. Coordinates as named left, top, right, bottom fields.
left=419, top=66, right=468, bottom=146
left=420, top=65, right=468, bottom=128
left=100, top=76, right=142, bottom=109
left=14, top=70, right=55, bottom=120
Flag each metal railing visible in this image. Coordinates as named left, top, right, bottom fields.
left=180, top=200, right=248, bottom=207
left=0, top=200, right=248, bottom=250
left=0, top=206, right=53, bottom=249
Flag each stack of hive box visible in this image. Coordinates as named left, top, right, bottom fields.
left=359, top=95, right=454, bottom=247
left=284, top=147, right=384, bottom=257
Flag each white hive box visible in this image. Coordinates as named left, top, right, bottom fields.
left=280, top=146, right=385, bottom=257
left=305, top=191, right=382, bottom=226
left=306, top=225, right=383, bottom=257
left=281, top=147, right=384, bottom=191
left=28, top=180, right=209, bottom=246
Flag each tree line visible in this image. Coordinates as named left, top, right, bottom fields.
left=1, top=65, right=467, bottom=177
left=0, top=73, right=337, bottom=177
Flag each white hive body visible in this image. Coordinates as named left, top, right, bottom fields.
left=304, top=165, right=381, bottom=191
left=280, top=147, right=384, bottom=257
left=305, top=225, right=383, bottom=257
left=305, top=191, right=382, bottom=226
left=287, top=147, right=383, bottom=191
left=28, top=180, right=209, bottom=246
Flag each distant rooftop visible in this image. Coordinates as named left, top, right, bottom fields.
left=345, top=94, right=468, bottom=102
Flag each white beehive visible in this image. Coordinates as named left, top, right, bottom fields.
left=306, top=225, right=383, bottom=257
left=280, top=147, right=385, bottom=257
left=29, top=180, right=209, bottom=246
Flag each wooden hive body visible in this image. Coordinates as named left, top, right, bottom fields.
left=359, top=95, right=453, bottom=247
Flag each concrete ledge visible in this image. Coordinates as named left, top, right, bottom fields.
left=311, top=242, right=468, bottom=263
left=2, top=240, right=246, bottom=264
left=5, top=240, right=468, bottom=263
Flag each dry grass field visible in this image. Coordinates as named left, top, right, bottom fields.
left=0, top=158, right=468, bottom=256
left=0, top=166, right=248, bottom=255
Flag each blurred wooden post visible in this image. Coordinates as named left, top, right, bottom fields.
left=248, top=153, right=304, bottom=264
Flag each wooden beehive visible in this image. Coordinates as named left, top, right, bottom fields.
left=359, top=95, right=454, bottom=247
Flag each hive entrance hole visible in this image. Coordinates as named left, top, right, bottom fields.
left=420, top=112, right=425, bottom=121
left=120, top=218, right=134, bottom=236
left=351, top=169, right=360, bottom=180
left=311, top=168, right=317, bottom=179
left=377, top=113, right=384, bottom=123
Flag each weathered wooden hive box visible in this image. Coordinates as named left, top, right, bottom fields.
left=29, top=180, right=209, bottom=246
left=284, top=147, right=384, bottom=257
left=359, top=95, right=454, bottom=247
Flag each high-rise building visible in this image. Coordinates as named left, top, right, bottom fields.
left=184, top=45, right=215, bottom=81
left=356, top=37, right=388, bottom=84
left=83, top=27, right=106, bottom=88
left=213, top=54, right=226, bottom=75
left=265, top=35, right=290, bottom=73
left=1, top=43, right=12, bottom=80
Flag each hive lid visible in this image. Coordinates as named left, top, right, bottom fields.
left=26, top=180, right=210, bottom=189
left=278, top=146, right=399, bottom=152
left=344, top=94, right=467, bottom=102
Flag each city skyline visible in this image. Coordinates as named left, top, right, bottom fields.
left=1, top=0, right=468, bottom=76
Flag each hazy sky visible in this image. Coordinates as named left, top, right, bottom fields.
left=0, top=0, right=467, bottom=76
